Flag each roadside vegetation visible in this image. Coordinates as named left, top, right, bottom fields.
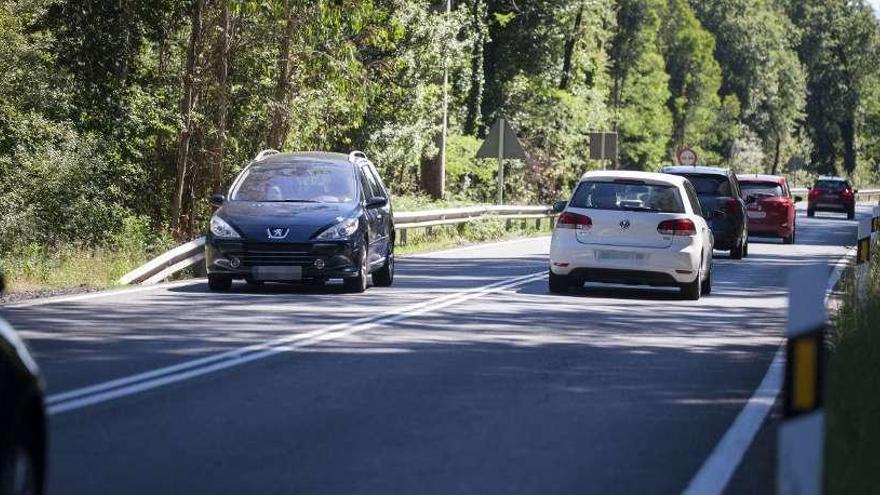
left=2, top=0, right=880, bottom=293
left=826, top=245, right=880, bottom=493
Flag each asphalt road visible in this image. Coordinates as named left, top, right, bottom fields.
left=0, top=205, right=868, bottom=495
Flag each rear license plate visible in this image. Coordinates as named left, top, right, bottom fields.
left=816, top=203, right=838, bottom=209
left=822, top=195, right=839, bottom=201
left=597, top=251, right=646, bottom=262
left=747, top=211, right=766, bottom=219
left=252, top=266, right=303, bottom=281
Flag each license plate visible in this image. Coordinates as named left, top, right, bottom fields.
left=252, top=266, right=303, bottom=281
left=822, top=195, right=839, bottom=201
left=597, top=251, right=646, bottom=262
left=747, top=211, right=766, bottom=219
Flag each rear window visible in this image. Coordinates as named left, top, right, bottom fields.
left=740, top=181, right=784, bottom=198
left=814, top=180, right=848, bottom=191
left=675, top=174, right=731, bottom=197
left=569, top=180, right=685, bottom=213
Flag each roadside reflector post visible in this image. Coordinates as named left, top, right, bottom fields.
left=857, top=218, right=872, bottom=302
left=778, top=265, right=827, bottom=495
left=871, top=205, right=879, bottom=244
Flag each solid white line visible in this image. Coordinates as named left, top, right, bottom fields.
left=46, top=271, right=547, bottom=415
left=681, top=248, right=855, bottom=495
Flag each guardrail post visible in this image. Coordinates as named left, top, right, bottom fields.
left=857, top=218, right=872, bottom=303
left=399, top=228, right=407, bottom=246
left=872, top=205, right=879, bottom=244
left=778, top=266, right=827, bottom=495
left=536, top=218, right=542, bottom=230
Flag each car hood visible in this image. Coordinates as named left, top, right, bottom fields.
left=217, top=201, right=358, bottom=240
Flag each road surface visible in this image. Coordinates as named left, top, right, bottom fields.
left=0, top=206, right=867, bottom=495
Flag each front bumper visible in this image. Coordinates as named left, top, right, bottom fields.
left=549, top=232, right=702, bottom=285
left=205, top=237, right=364, bottom=280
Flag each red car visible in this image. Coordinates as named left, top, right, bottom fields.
left=737, top=174, right=801, bottom=244
left=807, top=176, right=856, bottom=219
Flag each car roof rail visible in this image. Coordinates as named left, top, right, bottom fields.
left=254, top=149, right=281, bottom=162
left=348, top=150, right=368, bottom=163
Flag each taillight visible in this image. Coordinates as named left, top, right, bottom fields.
left=842, top=189, right=853, bottom=198
left=557, top=212, right=592, bottom=230
left=658, top=218, right=697, bottom=236
left=723, top=197, right=739, bottom=213
left=809, top=189, right=820, bottom=198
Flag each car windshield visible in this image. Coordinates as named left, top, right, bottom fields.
left=814, top=180, right=848, bottom=191
left=741, top=181, right=783, bottom=198
left=569, top=180, right=684, bottom=213
left=676, top=174, right=731, bottom=197
left=231, top=161, right=357, bottom=203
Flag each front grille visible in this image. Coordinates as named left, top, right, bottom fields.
left=228, top=242, right=316, bottom=266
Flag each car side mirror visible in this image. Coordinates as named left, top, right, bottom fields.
left=853, top=189, right=859, bottom=194
left=711, top=210, right=726, bottom=219
left=807, top=186, right=812, bottom=191
left=210, top=194, right=226, bottom=208
left=366, top=197, right=388, bottom=208
left=794, top=195, right=803, bottom=203
left=745, top=194, right=756, bottom=203
left=552, top=200, right=568, bottom=213
left=0, top=272, right=5, bottom=295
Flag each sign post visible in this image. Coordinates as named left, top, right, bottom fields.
left=477, top=118, right=527, bottom=205
left=778, top=266, right=827, bottom=495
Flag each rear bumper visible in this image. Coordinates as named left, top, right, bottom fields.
left=747, top=222, right=793, bottom=238
left=549, top=232, right=702, bottom=285
left=205, top=237, right=363, bottom=280
left=809, top=201, right=853, bottom=212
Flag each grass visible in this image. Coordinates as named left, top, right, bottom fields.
left=0, top=246, right=152, bottom=294
left=392, top=194, right=486, bottom=212
left=825, top=245, right=880, bottom=494
left=396, top=216, right=552, bottom=255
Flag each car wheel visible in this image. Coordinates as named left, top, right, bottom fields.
left=244, top=277, right=264, bottom=286
left=743, top=238, right=749, bottom=257
left=372, top=246, right=394, bottom=287
left=783, top=230, right=795, bottom=244
left=847, top=208, right=855, bottom=220
left=701, top=261, right=712, bottom=296
left=681, top=267, right=702, bottom=301
left=208, top=274, right=233, bottom=291
left=343, top=246, right=368, bottom=293
left=807, top=209, right=815, bottom=218
left=730, top=239, right=744, bottom=260
left=0, top=427, right=39, bottom=495
left=548, top=270, right=570, bottom=294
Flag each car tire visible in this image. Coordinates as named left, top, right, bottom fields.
left=701, top=262, right=712, bottom=296
left=783, top=230, right=795, bottom=244
left=807, top=209, right=815, bottom=218
left=208, top=274, right=233, bottom=291
left=743, top=238, right=749, bottom=257
left=730, top=239, right=744, bottom=260
left=0, top=423, right=40, bottom=495
left=847, top=208, right=855, bottom=220
left=548, top=271, right=570, bottom=294
left=372, top=246, right=394, bottom=287
left=681, top=269, right=702, bottom=301
left=245, top=277, right=264, bottom=286
left=343, top=246, right=368, bottom=293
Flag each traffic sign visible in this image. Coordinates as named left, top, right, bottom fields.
left=677, top=147, right=698, bottom=166
left=589, top=132, right=618, bottom=162
left=477, top=119, right=527, bottom=204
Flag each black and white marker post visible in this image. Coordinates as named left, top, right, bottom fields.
left=857, top=218, right=872, bottom=303
left=778, top=266, right=827, bottom=495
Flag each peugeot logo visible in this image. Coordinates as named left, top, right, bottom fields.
left=619, top=219, right=631, bottom=230
left=267, top=227, right=290, bottom=240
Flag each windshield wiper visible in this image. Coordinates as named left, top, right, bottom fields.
left=619, top=205, right=659, bottom=212
left=264, top=199, right=319, bottom=203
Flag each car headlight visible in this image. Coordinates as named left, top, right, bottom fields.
left=210, top=216, right=241, bottom=239
left=316, top=216, right=360, bottom=240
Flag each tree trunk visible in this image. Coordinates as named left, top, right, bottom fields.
left=840, top=115, right=857, bottom=176
left=559, top=1, right=585, bottom=91
left=211, top=0, right=232, bottom=194
left=771, top=133, right=782, bottom=175
left=266, top=0, right=297, bottom=150
left=171, top=0, right=205, bottom=235
left=463, top=0, right=486, bottom=135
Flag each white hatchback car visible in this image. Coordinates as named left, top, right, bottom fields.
left=549, top=170, right=714, bottom=299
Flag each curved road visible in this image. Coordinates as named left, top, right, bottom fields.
left=0, top=206, right=868, bottom=494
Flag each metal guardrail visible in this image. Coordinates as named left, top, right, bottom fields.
left=119, top=205, right=556, bottom=286
left=790, top=188, right=880, bottom=203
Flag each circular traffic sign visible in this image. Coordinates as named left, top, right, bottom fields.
left=677, top=147, right=698, bottom=166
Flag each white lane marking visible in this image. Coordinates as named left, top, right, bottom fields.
left=681, top=246, right=856, bottom=495
left=2, top=237, right=551, bottom=308
left=2, top=280, right=202, bottom=308
left=46, top=271, right=547, bottom=415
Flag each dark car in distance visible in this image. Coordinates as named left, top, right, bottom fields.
left=662, top=166, right=749, bottom=259
left=206, top=151, right=395, bottom=293
left=738, top=174, right=801, bottom=244
left=807, top=176, right=856, bottom=219
left=0, top=273, right=48, bottom=495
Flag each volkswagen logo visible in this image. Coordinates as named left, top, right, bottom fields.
left=619, top=219, right=631, bottom=230
left=267, top=227, right=290, bottom=240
